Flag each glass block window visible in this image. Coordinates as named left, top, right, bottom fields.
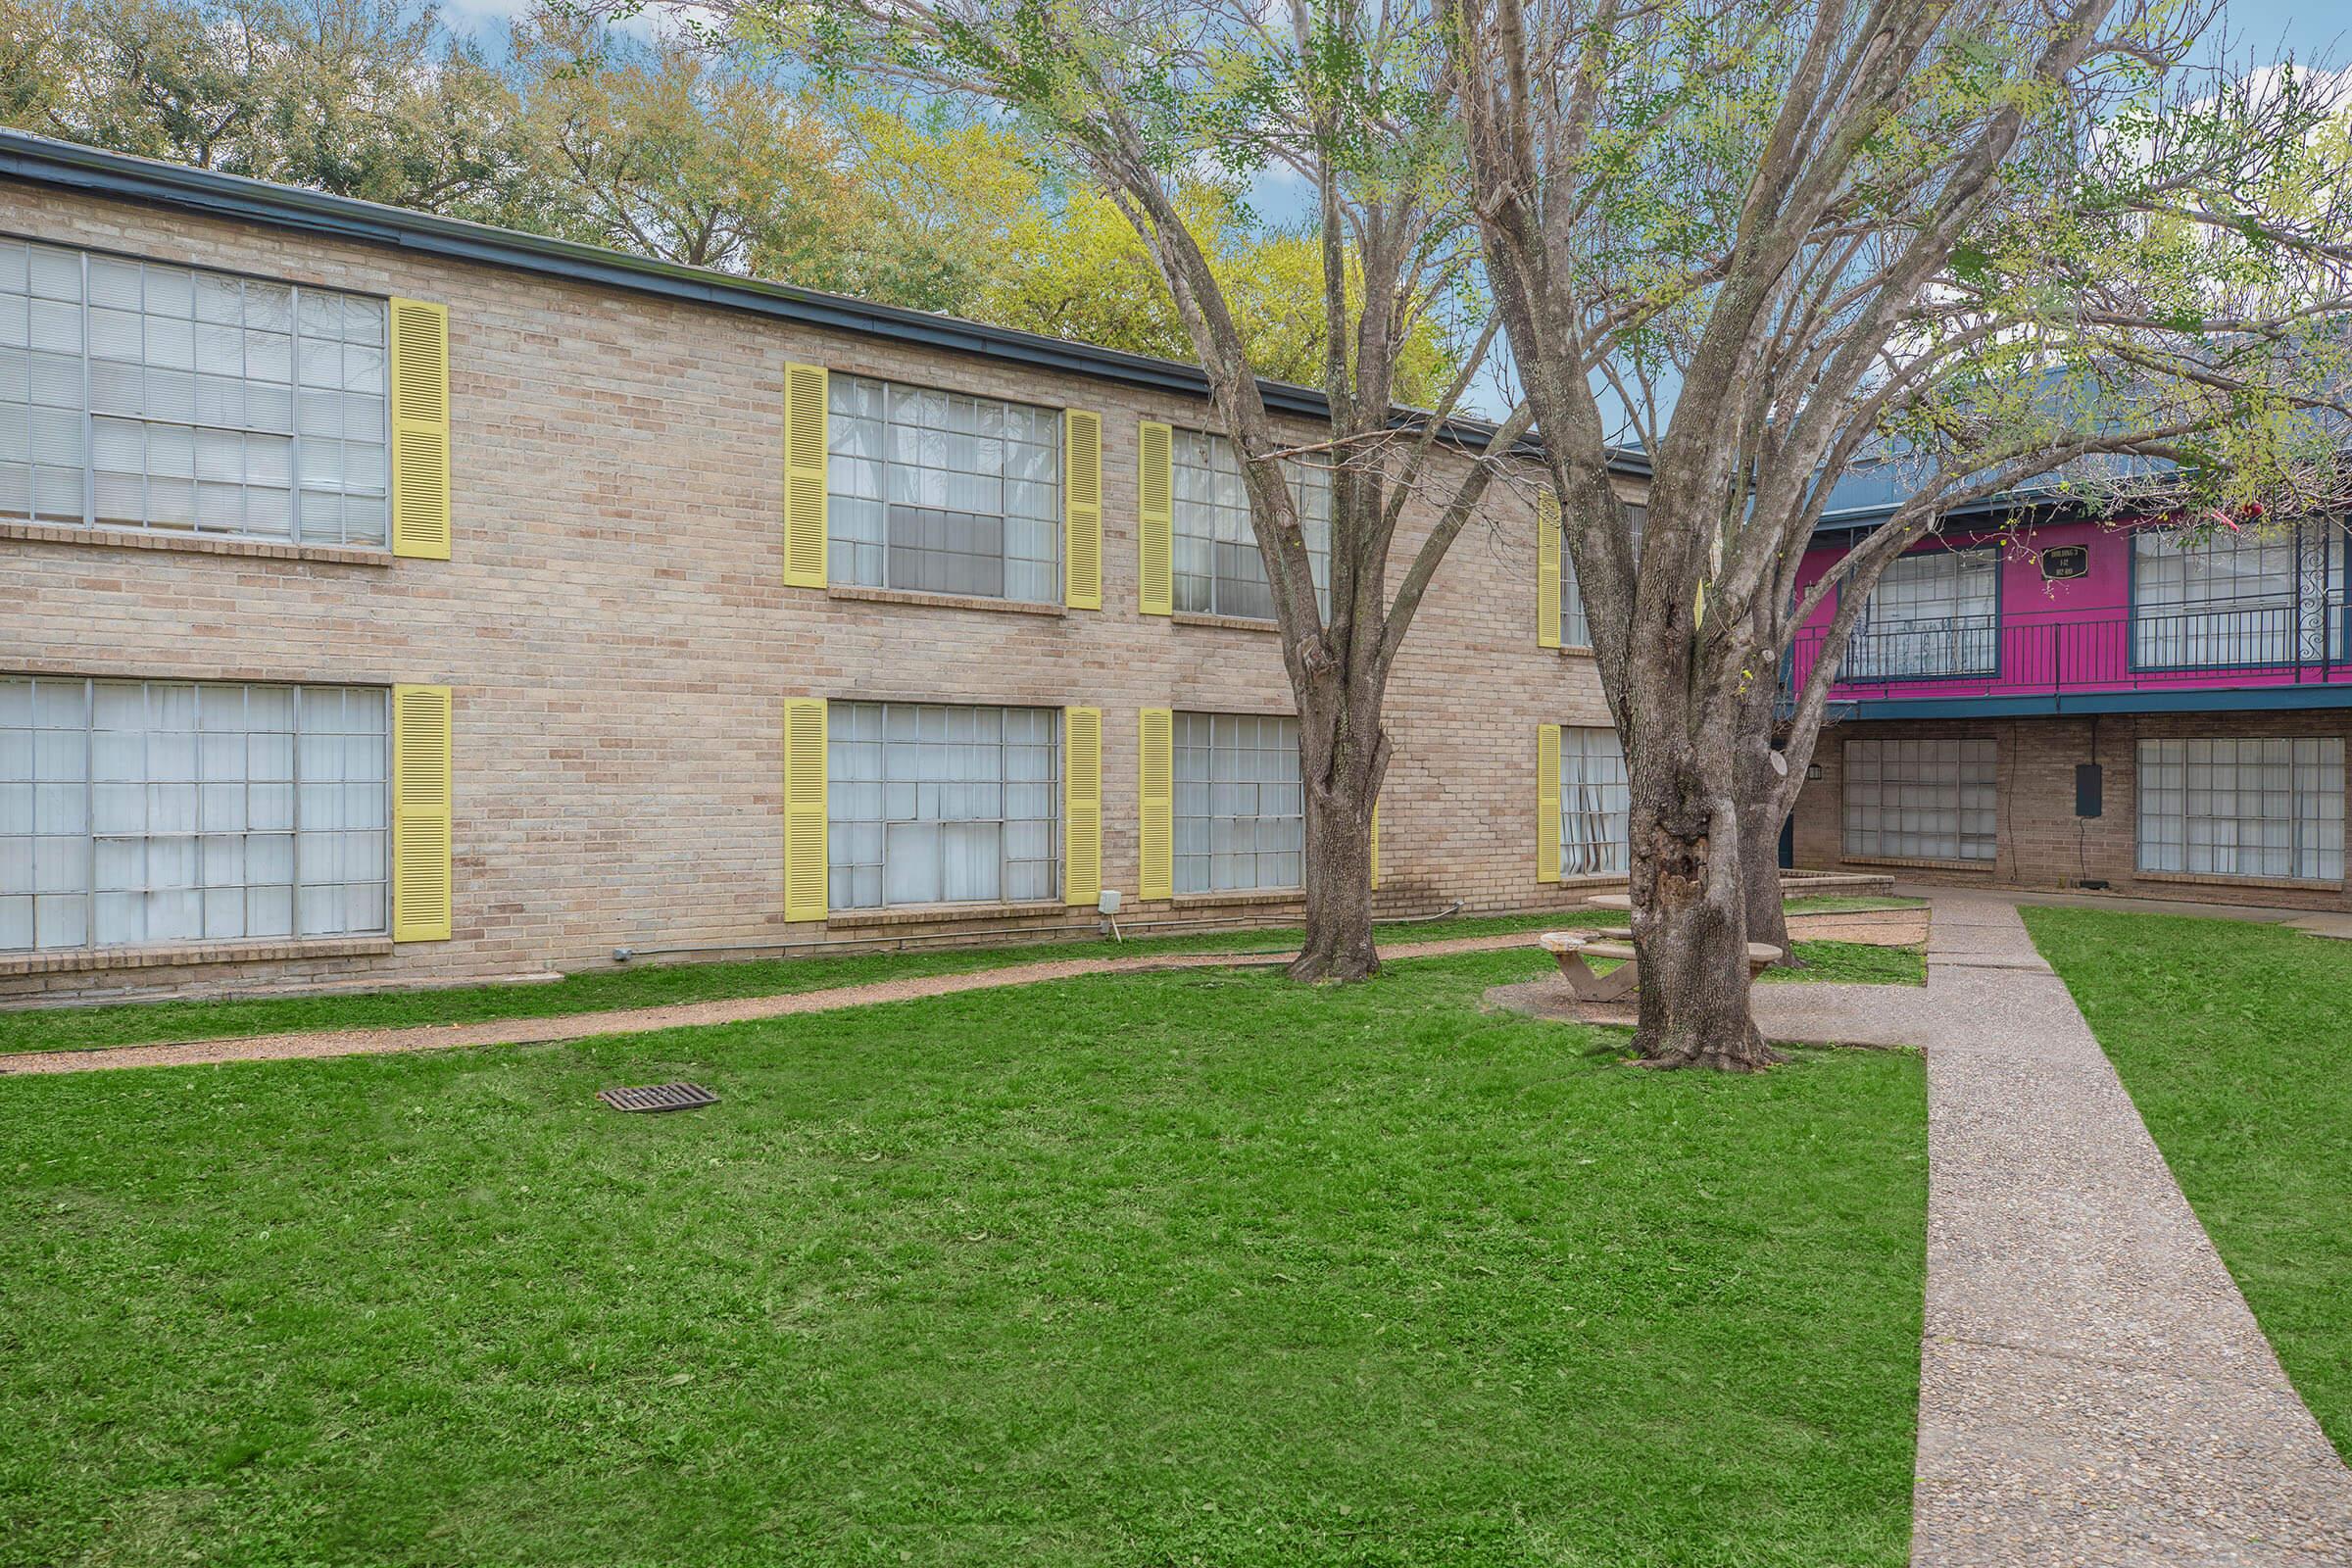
left=1, top=676, right=389, bottom=954
left=0, top=238, right=390, bottom=547
left=1173, top=711, right=1303, bottom=894
left=2132, top=522, right=2339, bottom=669
left=1844, top=547, right=1999, bottom=678
left=2136, top=737, right=2344, bottom=882
left=825, top=375, right=1062, bottom=603
left=825, top=702, right=1060, bottom=909
left=1561, top=504, right=1645, bottom=651
left=1559, top=725, right=1629, bottom=875
left=1170, top=429, right=1331, bottom=620
left=1842, top=736, right=1997, bottom=862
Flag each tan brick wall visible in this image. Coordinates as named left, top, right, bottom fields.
left=1789, top=710, right=2352, bottom=911
left=0, top=182, right=1637, bottom=1005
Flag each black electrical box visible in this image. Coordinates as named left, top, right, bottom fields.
left=2075, top=762, right=2104, bottom=818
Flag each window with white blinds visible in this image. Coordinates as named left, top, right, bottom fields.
left=1558, top=725, right=1630, bottom=875
left=1173, top=712, right=1303, bottom=893
left=825, top=375, right=1062, bottom=603
left=0, top=238, right=391, bottom=548
left=1561, top=505, right=1645, bottom=651
left=825, top=702, right=1060, bottom=909
left=1842, top=736, right=1997, bottom=861
left=2, top=675, right=390, bottom=954
left=2136, top=738, right=2344, bottom=882
left=1170, top=429, right=1331, bottom=620
left=1844, top=548, right=1999, bottom=679
left=2132, top=523, right=2340, bottom=669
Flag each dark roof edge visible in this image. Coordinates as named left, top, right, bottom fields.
left=0, top=128, right=1644, bottom=475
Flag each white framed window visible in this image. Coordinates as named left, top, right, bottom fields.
left=2, top=675, right=389, bottom=954
left=1842, top=736, right=1996, bottom=862
left=2136, top=737, right=2344, bottom=882
left=1561, top=504, right=1645, bottom=651
left=1843, top=547, right=1999, bottom=679
left=0, top=237, right=391, bottom=548
left=1170, top=429, right=1331, bottom=620
left=1559, top=725, right=1630, bottom=875
left=1173, top=711, right=1303, bottom=893
left=825, top=702, right=1060, bottom=909
left=824, top=374, right=1062, bottom=603
left=2132, top=522, right=2341, bottom=669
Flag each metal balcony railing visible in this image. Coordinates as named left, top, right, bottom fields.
left=1788, top=597, right=2352, bottom=704
left=1840, top=614, right=2001, bottom=680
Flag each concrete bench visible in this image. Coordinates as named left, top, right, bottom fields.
left=1541, top=930, right=1786, bottom=1004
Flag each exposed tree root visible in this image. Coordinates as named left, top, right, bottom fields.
left=1286, top=945, right=1380, bottom=985
left=1631, top=1023, right=1785, bottom=1072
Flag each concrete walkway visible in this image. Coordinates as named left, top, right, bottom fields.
left=1762, top=893, right=2352, bottom=1567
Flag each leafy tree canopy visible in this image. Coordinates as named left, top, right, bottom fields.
left=0, top=0, right=1459, bottom=396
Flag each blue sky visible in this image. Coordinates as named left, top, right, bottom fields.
left=2222, top=1, right=2344, bottom=62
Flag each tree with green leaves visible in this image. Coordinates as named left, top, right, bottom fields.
left=1, top=0, right=539, bottom=220
left=624, top=0, right=1521, bottom=980
left=3, top=0, right=1456, bottom=397
left=1449, top=0, right=2352, bottom=1065
left=507, top=12, right=867, bottom=273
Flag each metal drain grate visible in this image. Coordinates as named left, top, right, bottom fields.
left=597, top=1082, right=719, bottom=1114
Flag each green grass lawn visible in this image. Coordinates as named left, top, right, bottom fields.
left=1759, top=940, right=1924, bottom=987
left=2024, top=906, right=2352, bottom=1461
left=0, top=948, right=1927, bottom=1567
left=0, top=912, right=1921, bottom=1055
left=1780, top=895, right=1928, bottom=916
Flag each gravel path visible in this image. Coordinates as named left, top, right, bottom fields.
left=1766, top=893, right=2352, bottom=1566
left=0, top=908, right=1910, bottom=1076
left=0, top=930, right=1549, bottom=1075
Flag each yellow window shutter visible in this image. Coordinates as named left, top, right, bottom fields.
left=1138, top=419, right=1173, bottom=615
left=1138, top=707, right=1173, bottom=900
left=391, top=684, right=453, bottom=941
left=1064, top=409, right=1102, bottom=610
left=784, top=363, right=828, bottom=587
left=1537, top=491, right=1562, bottom=649
left=1065, top=707, right=1102, bottom=906
left=388, top=299, right=450, bottom=561
left=1537, top=722, right=1562, bottom=884
left=1370, top=797, right=1382, bottom=891
left=783, top=698, right=828, bottom=921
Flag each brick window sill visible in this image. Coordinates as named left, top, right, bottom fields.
left=0, top=936, right=395, bottom=978
left=825, top=584, right=1066, bottom=618
left=1171, top=612, right=1281, bottom=635
left=826, top=900, right=1070, bottom=929
left=0, top=518, right=393, bottom=567
left=1170, top=888, right=1302, bottom=908
left=1838, top=855, right=1995, bottom=873
left=2134, top=869, right=2344, bottom=894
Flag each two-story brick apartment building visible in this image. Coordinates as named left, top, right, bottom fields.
left=1785, top=465, right=2352, bottom=911
left=0, top=130, right=1649, bottom=1006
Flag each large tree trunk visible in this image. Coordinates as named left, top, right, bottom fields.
left=1292, top=765, right=1378, bottom=982
left=1735, top=679, right=1794, bottom=964
left=1627, top=748, right=1781, bottom=1070
left=1738, top=788, right=1793, bottom=965
left=1288, top=684, right=1384, bottom=983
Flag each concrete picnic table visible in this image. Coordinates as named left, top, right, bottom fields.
left=1541, top=900, right=1784, bottom=1003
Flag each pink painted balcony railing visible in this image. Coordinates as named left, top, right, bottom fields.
left=1786, top=598, right=2352, bottom=704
